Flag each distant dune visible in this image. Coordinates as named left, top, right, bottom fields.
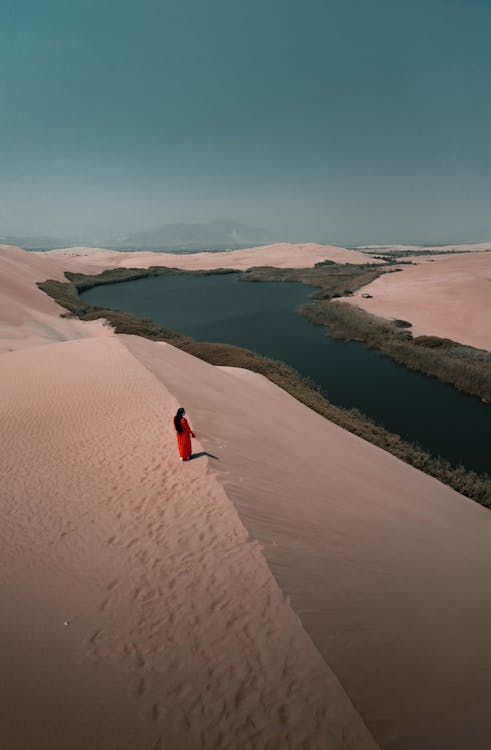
left=2, top=244, right=491, bottom=749
left=355, top=242, right=491, bottom=253
left=39, top=241, right=491, bottom=350
left=41, top=241, right=380, bottom=269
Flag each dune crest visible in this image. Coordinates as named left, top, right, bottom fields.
left=125, top=335, right=491, bottom=750
left=1, top=245, right=377, bottom=749
left=0, top=244, right=108, bottom=352
left=2, top=245, right=491, bottom=749
left=1, top=334, right=377, bottom=750
left=41, top=241, right=379, bottom=269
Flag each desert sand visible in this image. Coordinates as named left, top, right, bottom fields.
left=0, top=244, right=106, bottom=353
left=344, top=251, right=491, bottom=350
left=41, top=242, right=491, bottom=350
left=2, top=244, right=491, bottom=750
left=41, top=241, right=380, bottom=270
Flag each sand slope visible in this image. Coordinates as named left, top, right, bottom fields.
left=127, top=337, right=491, bottom=750
left=0, top=245, right=107, bottom=353
left=2, top=245, right=491, bottom=749
left=0, top=335, right=376, bottom=750
left=344, top=252, right=491, bottom=350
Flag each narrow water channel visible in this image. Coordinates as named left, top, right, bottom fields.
left=81, top=273, right=491, bottom=475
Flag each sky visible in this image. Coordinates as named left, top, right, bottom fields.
left=0, top=0, right=490, bottom=245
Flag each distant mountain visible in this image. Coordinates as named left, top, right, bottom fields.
left=108, top=220, right=278, bottom=251
left=0, top=234, right=73, bottom=250
left=1, top=221, right=280, bottom=252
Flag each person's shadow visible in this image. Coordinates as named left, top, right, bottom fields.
left=189, top=451, right=220, bottom=461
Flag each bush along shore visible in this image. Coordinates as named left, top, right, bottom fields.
left=240, top=264, right=491, bottom=404
left=38, top=267, right=491, bottom=508
left=302, top=300, right=491, bottom=404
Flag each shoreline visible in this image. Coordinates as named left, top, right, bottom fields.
left=3, top=242, right=491, bottom=749
left=54, top=261, right=491, bottom=404
left=342, top=251, right=491, bottom=351
left=39, top=266, right=491, bottom=506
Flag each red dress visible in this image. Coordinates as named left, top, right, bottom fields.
left=176, top=417, right=194, bottom=460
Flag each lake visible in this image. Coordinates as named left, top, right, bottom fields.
left=81, top=273, right=491, bottom=475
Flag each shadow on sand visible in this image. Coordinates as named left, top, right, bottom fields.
left=189, top=451, right=220, bottom=461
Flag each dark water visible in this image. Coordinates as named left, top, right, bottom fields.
left=82, top=274, right=491, bottom=475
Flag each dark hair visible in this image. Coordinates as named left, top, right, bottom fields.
left=173, top=407, right=185, bottom=434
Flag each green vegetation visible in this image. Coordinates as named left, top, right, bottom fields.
left=413, top=335, right=456, bottom=348
left=302, top=300, right=491, bottom=404
left=37, top=270, right=491, bottom=508
left=240, top=263, right=491, bottom=403
left=240, top=262, right=383, bottom=300
left=38, top=279, right=84, bottom=314
left=362, top=248, right=487, bottom=259
left=393, top=319, right=412, bottom=329
left=64, top=265, right=238, bottom=291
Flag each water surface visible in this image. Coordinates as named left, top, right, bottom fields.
left=82, top=273, right=491, bottom=475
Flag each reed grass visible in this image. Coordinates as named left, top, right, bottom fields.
left=37, top=272, right=491, bottom=507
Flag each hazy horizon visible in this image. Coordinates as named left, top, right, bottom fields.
left=1, top=0, right=490, bottom=246
left=1, top=218, right=491, bottom=251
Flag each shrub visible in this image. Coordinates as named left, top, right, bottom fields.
left=393, top=319, right=412, bottom=328
left=414, top=335, right=455, bottom=348
left=37, top=272, right=491, bottom=508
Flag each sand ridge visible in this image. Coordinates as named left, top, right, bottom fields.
left=40, top=241, right=380, bottom=269
left=2, top=244, right=491, bottom=749
left=0, top=333, right=377, bottom=750
left=0, top=244, right=108, bottom=353
left=126, top=336, right=491, bottom=750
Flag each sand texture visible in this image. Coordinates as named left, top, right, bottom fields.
left=127, top=337, right=491, bottom=750
left=2, top=244, right=491, bottom=749
left=344, top=251, right=491, bottom=350
left=1, top=334, right=377, bottom=750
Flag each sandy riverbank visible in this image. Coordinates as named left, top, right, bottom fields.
left=2, top=244, right=491, bottom=749
left=41, top=242, right=491, bottom=351
left=343, top=251, right=491, bottom=350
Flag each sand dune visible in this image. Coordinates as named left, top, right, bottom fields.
left=2, top=244, right=491, bottom=749
left=127, top=336, right=491, bottom=750
left=344, top=251, right=491, bottom=350
left=41, top=241, right=379, bottom=269
left=1, top=334, right=376, bottom=750
left=1, top=246, right=377, bottom=749
left=0, top=245, right=107, bottom=353
left=39, top=242, right=491, bottom=351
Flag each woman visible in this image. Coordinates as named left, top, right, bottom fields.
left=174, top=407, right=196, bottom=461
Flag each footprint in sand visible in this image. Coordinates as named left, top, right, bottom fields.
left=136, top=677, right=146, bottom=696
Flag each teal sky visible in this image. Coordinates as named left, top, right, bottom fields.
left=1, top=0, right=490, bottom=244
